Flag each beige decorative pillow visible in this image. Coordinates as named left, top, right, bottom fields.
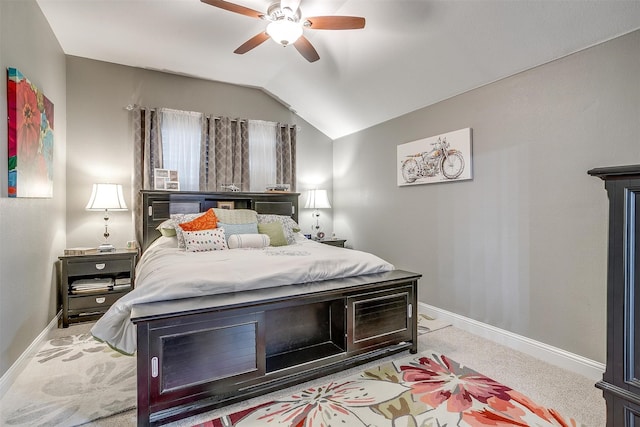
left=213, top=208, right=258, bottom=224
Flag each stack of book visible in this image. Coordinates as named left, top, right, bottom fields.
left=70, top=277, right=132, bottom=294
left=113, top=277, right=132, bottom=291
left=64, top=247, right=98, bottom=256
left=70, top=278, right=113, bottom=294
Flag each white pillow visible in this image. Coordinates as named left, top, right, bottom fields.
left=227, top=234, right=270, bottom=249
left=183, top=228, right=228, bottom=252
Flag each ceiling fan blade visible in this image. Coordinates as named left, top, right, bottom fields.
left=200, top=0, right=264, bottom=19
left=293, top=36, right=320, bottom=62
left=304, top=16, right=365, bottom=30
left=234, top=32, right=270, bottom=54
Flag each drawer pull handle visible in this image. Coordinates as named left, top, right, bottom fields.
left=151, top=357, right=159, bottom=378
left=95, top=263, right=106, bottom=270
left=96, top=297, right=106, bottom=304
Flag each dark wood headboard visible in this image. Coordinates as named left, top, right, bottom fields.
left=141, top=190, right=300, bottom=252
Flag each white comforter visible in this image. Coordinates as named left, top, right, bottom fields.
left=91, top=236, right=394, bottom=354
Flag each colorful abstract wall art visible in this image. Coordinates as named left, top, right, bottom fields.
left=7, top=67, right=54, bottom=198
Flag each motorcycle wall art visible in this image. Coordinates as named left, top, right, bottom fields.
left=397, top=128, right=472, bottom=186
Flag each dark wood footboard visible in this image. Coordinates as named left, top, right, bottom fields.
left=132, top=269, right=421, bottom=426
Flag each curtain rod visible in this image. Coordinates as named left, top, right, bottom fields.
left=125, top=104, right=298, bottom=130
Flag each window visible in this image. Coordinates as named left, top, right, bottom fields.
left=153, top=109, right=294, bottom=192
left=248, top=120, right=277, bottom=192
left=160, top=109, right=202, bottom=191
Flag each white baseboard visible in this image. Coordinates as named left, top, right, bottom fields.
left=419, top=303, right=605, bottom=382
left=0, top=311, right=61, bottom=399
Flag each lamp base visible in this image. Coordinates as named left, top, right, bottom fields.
left=98, top=243, right=116, bottom=253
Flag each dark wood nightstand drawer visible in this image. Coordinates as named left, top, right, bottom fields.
left=66, top=258, right=132, bottom=276
left=69, top=291, right=128, bottom=311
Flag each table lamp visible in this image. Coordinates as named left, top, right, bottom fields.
left=304, top=189, right=331, bottom=239
left=85, top=183, right=128, bottom=252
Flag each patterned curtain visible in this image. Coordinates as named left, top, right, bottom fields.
left=133, top=108, right=295, bottom=244
left=201, top=117, right=250, bottom=192
left=132, top=107, right=163, bottom=245
left=276, top=123, right=297, bottom=192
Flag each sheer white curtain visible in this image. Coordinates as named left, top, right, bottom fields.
left=248, top=120, right=277, bottom=192
left=160, top=108, right=202, bottom=191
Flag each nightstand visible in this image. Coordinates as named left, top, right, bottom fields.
left=58, top=250, right=137, bottom=327
left=319, top=238, right=347, bottom=248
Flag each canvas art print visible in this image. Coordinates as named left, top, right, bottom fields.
left=7, top=67, right=54, bottom=198
left=397, top=128, right=472, bottom=186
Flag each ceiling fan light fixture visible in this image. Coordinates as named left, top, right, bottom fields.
left=266, top=19, right=303, bottom=46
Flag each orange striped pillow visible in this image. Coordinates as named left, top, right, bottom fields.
left=178, top=208, right=218, bottom=231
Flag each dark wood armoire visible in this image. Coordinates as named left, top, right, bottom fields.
left=589, top=165, right=640, bottom=426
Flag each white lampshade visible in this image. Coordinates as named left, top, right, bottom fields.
left=267, top=19, right=303, bottom=46
left=85, top=183, right=127, bottom=211
left=304, top=189, right=331, bottom=209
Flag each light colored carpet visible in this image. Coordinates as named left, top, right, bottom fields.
left=1, top=319, right=606, bottom=427
left=0, top=324, right=136, bottom=427
left=417, top=313, right=451, bottom=334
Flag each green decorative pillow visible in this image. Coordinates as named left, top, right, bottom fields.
left=257, top=214, right=301, bottom=245
left=258, top=222, right=288, bottom=247
left=159, top=227, right=177, bottom=237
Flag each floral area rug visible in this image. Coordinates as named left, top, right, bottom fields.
left=1, top=333, right=136, bottom=427
left=195, top=351, right=579, bottom=427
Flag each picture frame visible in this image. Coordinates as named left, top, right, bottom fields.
left=154, top=169, right=169, bottom=190
left=397, top=128, right=473, bottom=186
left=154, top=168, right=179, bottom=190
left=217, top=201, right=235, bottom=210
left=165, top=181, right=180, bottom=191
left=154, top=168, right=169, bottom=178
left=154, top=176, right=166, bottom=191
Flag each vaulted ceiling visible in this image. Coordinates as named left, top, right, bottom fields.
left=37, top=0, right=640, bottom=140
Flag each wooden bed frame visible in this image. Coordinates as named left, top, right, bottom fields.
left=132, top=190, right=421, bottom=426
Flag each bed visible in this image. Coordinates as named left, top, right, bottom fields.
left=92, top=190, right=421, bottom=426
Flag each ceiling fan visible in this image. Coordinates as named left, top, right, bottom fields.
left=201, top=0, right=365, bottom=62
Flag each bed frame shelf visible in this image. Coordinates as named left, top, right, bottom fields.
left=267, top=341, right=345, bottom=373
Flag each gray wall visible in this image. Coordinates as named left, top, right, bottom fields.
left=0, top=0, right=67, bottom=377
left=65, top=57, right=334, bottom=249
left=334, top=29, right=640, bottom=363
